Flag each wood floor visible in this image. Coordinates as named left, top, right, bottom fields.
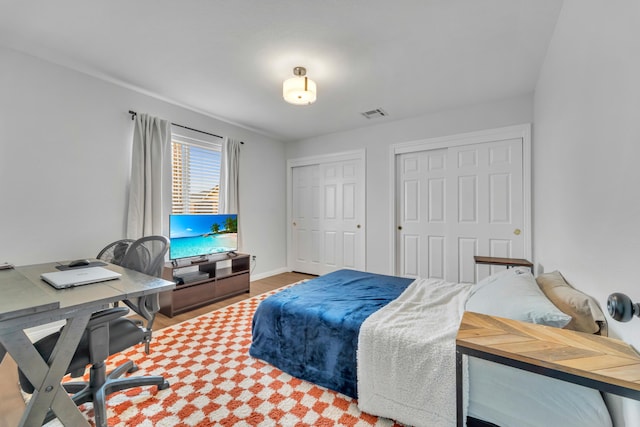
left=0, top=271, right=315, bottom=427
left=150, top=271, right=314, bottom=329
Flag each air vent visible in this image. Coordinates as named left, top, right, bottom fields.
left=360, top=108, right=388, bottom=119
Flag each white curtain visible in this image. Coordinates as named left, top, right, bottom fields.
left=126, top=113, right=171, bottom=238
left=219, top=137, right=241, bottom=214
left=220, top=137, right=241, bottom=248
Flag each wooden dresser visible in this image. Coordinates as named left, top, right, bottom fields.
left=160, top=253, right=250, bottom=317
left=456, top=311, right=640, bottom=426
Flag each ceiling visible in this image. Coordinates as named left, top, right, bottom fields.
left=0, top=0, right=563, bottom=142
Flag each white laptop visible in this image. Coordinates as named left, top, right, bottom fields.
left=41, top=267, right=121, bottom=289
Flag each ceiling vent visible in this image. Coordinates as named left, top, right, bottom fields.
left=360, top=108, right=388, bottom=119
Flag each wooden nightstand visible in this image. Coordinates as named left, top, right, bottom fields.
left=455, top=311, right=640, bottom=427
left=473, top=255, right=534, bottom=273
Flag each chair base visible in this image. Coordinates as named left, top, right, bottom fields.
left=43, top=360, right=170, bottom=427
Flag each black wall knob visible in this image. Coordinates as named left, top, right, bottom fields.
left=607, top=293, right=639, bottom=322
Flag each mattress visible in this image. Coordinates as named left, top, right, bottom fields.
left=249, top=269, right=413, bottom=398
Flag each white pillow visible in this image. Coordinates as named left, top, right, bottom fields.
left=466, top=267, right=571, bottom=328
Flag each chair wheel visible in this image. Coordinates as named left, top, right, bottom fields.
left=158, top=381, right=170, bottom=390
left=128, top=364, right=139, bottom=374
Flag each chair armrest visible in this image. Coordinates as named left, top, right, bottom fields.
left=122, top=294, right=160, bottom=354
left=86, top=307, right=130, bottom=330
left=85, top=307, right=130, bottom=364
left=123, top=294, right=159, bottom=327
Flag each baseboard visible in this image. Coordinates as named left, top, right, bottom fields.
left=250, top=267, right=290, bottom=282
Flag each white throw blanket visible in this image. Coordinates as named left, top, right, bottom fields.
left=357, top=278, right=473, bottom=427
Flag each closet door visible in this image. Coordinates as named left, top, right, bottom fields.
left=396, top=148, right=448, bottom=279
left=446, top=138, right=525, bottom=282
left=291, top=164, right=321, bottom=275
left=396, top=138, right=526, bottom=283
left=319, top=159, right=365, bottom=275
left=289, top=153, right=365, bottom=275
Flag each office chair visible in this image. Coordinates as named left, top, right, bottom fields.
left=96, top=238, right=135, bottom=266
left=120, top=235, right=169, bottom=278
left=119, top=235, right=169, bottom=352
left=18, top=235, right=171, bottom=427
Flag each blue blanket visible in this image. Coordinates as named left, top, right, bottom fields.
left=249, top=269, right=414, bottom=398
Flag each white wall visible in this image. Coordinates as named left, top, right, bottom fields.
left=286, top=94, right=533, bottom=275
left=533, top=1, right=640, bottom=425
left=0, top=47, right=287, bottom=277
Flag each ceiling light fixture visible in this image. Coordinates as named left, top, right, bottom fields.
left=283, top=66, right=317, bottom=105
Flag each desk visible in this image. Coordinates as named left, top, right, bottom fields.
left=455, top=311, right=640, bottom=427
left=0, top=262, right=175, bottom=427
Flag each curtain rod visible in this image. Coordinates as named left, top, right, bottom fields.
left=128, top=110, right=244, bottom=144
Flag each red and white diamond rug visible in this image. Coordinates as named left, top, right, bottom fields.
left=49, top=285, right=402, bottom=426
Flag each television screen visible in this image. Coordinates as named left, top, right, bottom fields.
left=169, top=214, right=238, bottom=260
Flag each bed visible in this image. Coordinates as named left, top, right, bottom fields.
left=249, top=267, right=611, bottom=427
left=249, top=269, right=414, bottom=398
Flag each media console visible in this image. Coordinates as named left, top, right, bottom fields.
left=159, top=253, right=250, bottom=317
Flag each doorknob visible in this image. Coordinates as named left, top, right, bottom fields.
left=398, top=226, right=402, bottom=230
left=357, top=224, right=361, bottom=229
left=293, top=222, right=297, bottom=227
left=514, top=228, right=521, bottom=235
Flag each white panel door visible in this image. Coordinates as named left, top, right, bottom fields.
left=396, top=149, right=448, bottom=279
left=447, top=139, right=524, bottom=282
left=320, top=159, right=365, bottom=275
left=291, top=164, right=321, bottom=275
left=290, top=156, right=365, bottom=275
left=396, top=138, right=525, bottom=283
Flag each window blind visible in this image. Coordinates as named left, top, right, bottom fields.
left=171, top=134, right=222, bottom=214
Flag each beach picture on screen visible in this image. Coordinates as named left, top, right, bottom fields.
left=169, top=214, right=238, bottom=260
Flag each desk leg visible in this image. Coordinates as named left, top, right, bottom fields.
left=456, top=348, right=463, bottom=427
left=2, top=313, right=92, bottom=427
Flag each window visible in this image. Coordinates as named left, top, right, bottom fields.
left=171, top=132, right=222, bottom=214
